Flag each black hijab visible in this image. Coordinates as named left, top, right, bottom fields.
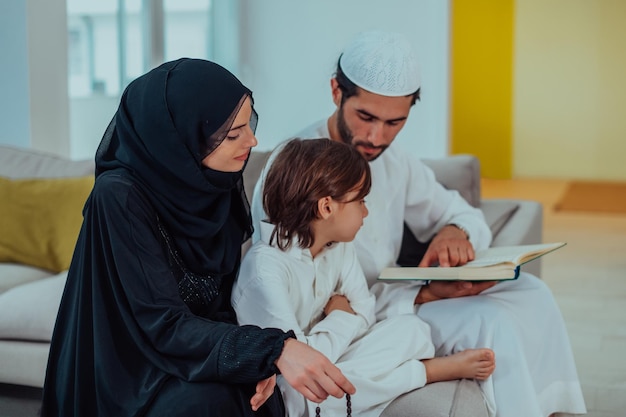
left=95, top=58, right=257, bottom=275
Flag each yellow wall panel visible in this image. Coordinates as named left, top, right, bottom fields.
left=450, top=0, right=514, bottom=179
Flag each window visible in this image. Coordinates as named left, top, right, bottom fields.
left=67, top=0, right=213, bottom=98
left=66, top=0, right=236, bottom=160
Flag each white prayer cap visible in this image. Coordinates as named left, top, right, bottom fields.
left=339, top=30, right=421, bottom=97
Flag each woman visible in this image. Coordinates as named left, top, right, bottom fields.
left=41, top=58, right=353, bottom=417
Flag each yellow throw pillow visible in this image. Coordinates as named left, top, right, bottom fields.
left=0, top=176, right=94, bottom=272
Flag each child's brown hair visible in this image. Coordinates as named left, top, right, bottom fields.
left=263, top=138, right=371, bottom=250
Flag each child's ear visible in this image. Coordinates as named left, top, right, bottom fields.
left=317, top=196, right=333, bottom=219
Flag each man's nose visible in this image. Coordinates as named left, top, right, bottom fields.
left=367, top=123, right=385, bottom=147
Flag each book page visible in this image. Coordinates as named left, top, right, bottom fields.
left=378, top=242, right=565, bottom=281
left=466, top=242, right=566, bottom=268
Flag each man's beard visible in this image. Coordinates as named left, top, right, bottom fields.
left=337, top=104, right=388, bottom=162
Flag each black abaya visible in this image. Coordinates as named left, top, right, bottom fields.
left=41, top=59, right=292, bottom=416
left=41, top=172, right=290, bottom=416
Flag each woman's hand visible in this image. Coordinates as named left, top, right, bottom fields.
left=275, top=338, right=355, bottom=403
left=250, top=374, right=277, bottom=411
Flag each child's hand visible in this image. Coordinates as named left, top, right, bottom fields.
left=324, top=294, right=356, bottom=316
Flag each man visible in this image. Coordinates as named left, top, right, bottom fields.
left=251, top=30, right=586, bottom=417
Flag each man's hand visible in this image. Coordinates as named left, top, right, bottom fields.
left=324, top=294, right=355, bottom=316
left=414, top=225, right=496, bottom=304
left=418, top=225, right=474, bottom=267
left=415, top=280, right=497, bottom=304
left=250, top=375, right=276, bottom=411
left=275, top=338, right=355, bottom=403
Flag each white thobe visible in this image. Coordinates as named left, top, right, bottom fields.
left=250, top=120, right=586, bottom=417
left=233, top=222, right=436, bottom=417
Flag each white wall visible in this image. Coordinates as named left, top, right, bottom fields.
left=0, top=0, right=31, bottom=149
left=26, top=0, right=70, bottom=156
left=1, top=0, right=69, bottom=155
left=237, top=0, right=450, bottom=158
left=2, top=1, right=450, bottom=160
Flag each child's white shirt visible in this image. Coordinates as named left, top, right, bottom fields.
left=232, top=221, right=376, bottom=363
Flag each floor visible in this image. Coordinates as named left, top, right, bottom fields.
left=482, top=178, right=626, bottom=417
left=1, top=178, right=623, bottom=417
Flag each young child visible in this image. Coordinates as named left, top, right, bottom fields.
left=232, top=138, right=495, bottom=417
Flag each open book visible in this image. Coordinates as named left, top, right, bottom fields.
left=378, top=242, right=566, bottom=281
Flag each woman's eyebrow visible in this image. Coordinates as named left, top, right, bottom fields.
left=229, top=122, right=247, bottom=131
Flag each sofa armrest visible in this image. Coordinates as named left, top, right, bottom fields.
left=482, top=199, right=543, bottom=277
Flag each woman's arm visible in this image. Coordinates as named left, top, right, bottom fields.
left=276, top=338, right=355, bottom=403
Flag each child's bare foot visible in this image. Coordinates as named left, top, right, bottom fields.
left=423, top=348, right=495, bottom=383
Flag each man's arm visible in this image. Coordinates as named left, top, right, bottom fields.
left=403, top=157, right=492, bottom=266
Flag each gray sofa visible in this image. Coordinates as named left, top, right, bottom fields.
left=0, top=145, right=543, bottom=416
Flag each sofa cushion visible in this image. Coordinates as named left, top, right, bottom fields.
left=422, top=155, right=481, bottom=208
left=0, top=145, right=94, bottom=179
left=381, top=379, right=489, bottom=417
left=0, top=272, right=67, bottom=341
left=0, top=176, right=93, bottom=272
left=0, top=263, right=52, bottom=294
left=243, top=150, right=271, bottom=200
